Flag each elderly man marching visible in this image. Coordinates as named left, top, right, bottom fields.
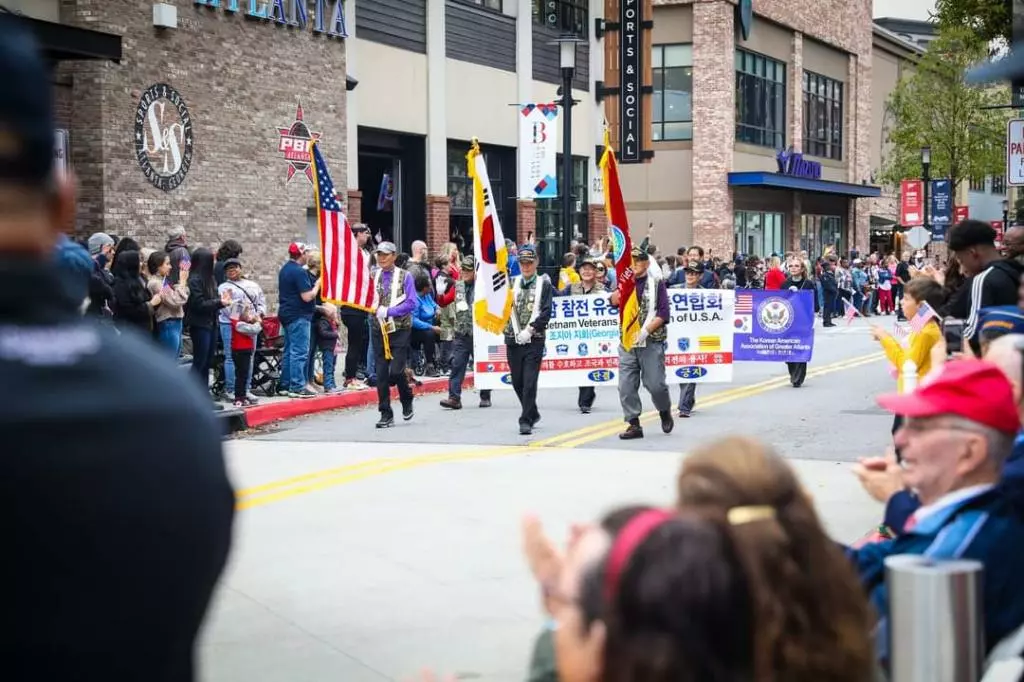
left=503, top=244, right=553, bottom=435
left=557, top=257, right=605, bottom=413
left=371, top=241, right=418, bottom=428
left=440, top=255, right=492, bottom=410
left=609, top=245, right=674, bottom=440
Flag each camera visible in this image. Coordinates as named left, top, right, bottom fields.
left=942, top=317, right=965, bottom=355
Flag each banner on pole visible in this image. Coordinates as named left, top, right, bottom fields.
left=517, top=103, right=559, bottom=199
left=472, top=290, right=736, bottom=389
left=732, top=290, right=815, bottom=362
left=900, top=179, right=924, bottom=226
left=930, top=178, right=952, bottom=239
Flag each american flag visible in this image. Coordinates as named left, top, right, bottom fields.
left=311, top=142, right=375, bottom=311
left=843, top=298, right=860, bottom=325
left=487, top=345, right=507, bottom=361
left=735, top=293, right=754, bottom=314
left=909, top=301, right=938, bottom=334
left=893, top=323, right=910, bottom=340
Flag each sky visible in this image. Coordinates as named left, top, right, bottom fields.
left=873, top=0, right=935, bottom=20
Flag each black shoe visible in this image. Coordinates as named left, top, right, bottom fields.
left=823, top=322, right=836, bottom=327
left=531, top=415, right=541, bottom=427
left=376, top=414, right=394, bottom=429
left=519, top=423, right=532, bottom=435
left=440, top=396, right=462, bottom=410
left=402, top=402, right=414, bottom=420
left=424, top=364, right=440, bottom=378
left=479, top=397, right=491, bottom=408
left=660, top=410, right=674, bottom=434
left=580, top=405, right=591, bottom=414
left=619, top=423, right=644, bottom=440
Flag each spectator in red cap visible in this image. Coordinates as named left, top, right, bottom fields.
left=846, top=359, right=1024, bottom=665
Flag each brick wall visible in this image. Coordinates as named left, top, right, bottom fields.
left=690, top=0, right=735, bottom=258
left=59, top=0, right=349, bottom=304
left=516, top=200, right=536, bottom=246
left=346, top=189, right=363, bottom=225
left=588, top=203, right=608, bottom=243
left=425, top=194, right=450, bottom=253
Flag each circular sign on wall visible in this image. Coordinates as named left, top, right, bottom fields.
left=134, top=83, right=194, bottom=191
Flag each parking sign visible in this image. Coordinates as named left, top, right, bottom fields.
left=1008, top=119, right=1024, bottom=186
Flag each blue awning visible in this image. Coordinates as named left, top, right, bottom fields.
left=728, top=171, right=882, bottom=198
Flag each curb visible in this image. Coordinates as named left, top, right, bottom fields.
left=240, top=372, right=475, bottom=429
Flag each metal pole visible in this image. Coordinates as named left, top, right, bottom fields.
left=561, top=67, right=574, bottom=264
left=923, top=162, right=931, bottom=244
left=886, top=555, right=984, bottom=682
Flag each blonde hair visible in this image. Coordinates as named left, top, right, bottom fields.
left=677, top=437, right=875, bottom=682
left=769, top=256, right=782, bottom=270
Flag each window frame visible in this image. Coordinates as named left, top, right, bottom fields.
left=651, top=43, right=694, bottom=142
left=733, top=211, right=785, bottom=257
left=969, top=176, right=986, bottom=192
left=532, top=0, right=589, bottom=38
left=453, top=0, right=503, bottom=11
left=992, top=175, right=1006, bottom=194
left=447, top=144, right=504, bottom=218
left=535, top=155, right=590, bottom=268
left=802, top=70, right=844, bottom=161
left=734, top=48, right=787, bottom=150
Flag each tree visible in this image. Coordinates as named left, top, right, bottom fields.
left=933, top=0, right=1010, bottom=47
left=879, top=26, right=1009, bottom=200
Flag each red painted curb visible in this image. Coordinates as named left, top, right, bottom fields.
left=244, top=373, right=475, bottom=428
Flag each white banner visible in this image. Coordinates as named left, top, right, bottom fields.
left=473, top=290, right=736, bottom=389
left=517, top=103, right=559, bottom=199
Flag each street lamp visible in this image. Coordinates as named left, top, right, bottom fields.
left=921, top=146, right=931, bottom=250
left=550, top=33, right=584, bottom=271
left=1003, top=198, right=1010, bottom=233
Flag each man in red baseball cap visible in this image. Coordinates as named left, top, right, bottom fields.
left=847, top=359, right=1024, bottom=665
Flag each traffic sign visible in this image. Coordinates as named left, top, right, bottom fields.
left=904, top=226, right=931, bottom=249
left=1008, top=119, right=1024, bottom=186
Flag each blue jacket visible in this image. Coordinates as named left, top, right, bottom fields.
left=411, top=292, right=439, bottom=331
left=847, top=483, right=1024, bottom=665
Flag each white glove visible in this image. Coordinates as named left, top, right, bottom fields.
left=376, top=306, right=388, bottom=321
left=788, top=286, right=799, bottom=293
left=635, top=327, right=649, bottom=346
left=516, top=327, right=533, bottom=344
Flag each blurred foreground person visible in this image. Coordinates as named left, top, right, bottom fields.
left=0, top=18, right=234, bottom=681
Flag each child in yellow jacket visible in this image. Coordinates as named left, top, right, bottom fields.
left=871, top=276, right=944, bottom=393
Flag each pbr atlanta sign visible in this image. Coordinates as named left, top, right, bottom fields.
left=277, top=103, right=321, bottom=184
left=134, top=84, right=194, bottom=192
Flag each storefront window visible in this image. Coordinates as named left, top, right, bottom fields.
left=735, top=49, right=786, bottom=149
left=448, top=144, right=506, bottom=251
left=734, top=211, right=784, bottom=257
left=802, top=71, right=843, bottom=161
left=652, top=44, right=693, bottom=141
left=536, top=155, right=589, bottom=269
left=532, top=0, right=588, bottom=37
left=800, top=214, right=845, bottom=256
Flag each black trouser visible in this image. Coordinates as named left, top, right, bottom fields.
left=373, top=327, right=413, bottom=416
left=232, top=349, right=253, bottom=401
left=411, top=327, right=438, bottom=365
left=786, top=362, right=807, bottom=387
left=340, top=311, right=367, bottom=380
left=449, top=333, right=472, bottom=398
left=893, top=283, right=905, bottom=320
left=892, top=414, right=904, bottom=462
left=578, top=386, right=595, bottom=409
left=508, top=339, right=543, bottom=426
left=822, top=292, right=836, bottom=325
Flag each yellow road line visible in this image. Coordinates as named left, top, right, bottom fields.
left=236, top=351, right=884, bottom=510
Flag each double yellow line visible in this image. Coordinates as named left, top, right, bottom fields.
left=235, top=351, right=884, bottom=511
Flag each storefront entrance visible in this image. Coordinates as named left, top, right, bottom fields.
left=357, top=128, right=425, bottom=250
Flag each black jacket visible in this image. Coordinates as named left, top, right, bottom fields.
left=111, top=274, right=152, bottom=333
left=314, top=314, right=340, bottom=352
left=783, top=276, right=818, bottom=312
left=87, top=260, right=114, bottom=317
left=184, top=276, right=225, bottom=329
left=958, top=258, right=1024, bottom=355
left=0, top=259, right=234, bottom=682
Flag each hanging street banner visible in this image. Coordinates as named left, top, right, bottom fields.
left=900, top=179, right=924, bottom=226
left=517, top=103, right=559, bottom=199
left=930, top=178, right=952, bottom=239
left=732, top=290, right=815, bottom=363
left=473, top=290, right=736, bottom=389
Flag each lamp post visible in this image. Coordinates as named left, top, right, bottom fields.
left=921, top=145, right=931, bottom=251
left=551, top=34, right=583, bottom=272
left=1003, top=197, right=1010, bottom=234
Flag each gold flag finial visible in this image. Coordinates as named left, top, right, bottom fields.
left=470, top=137, right=481, bottom=153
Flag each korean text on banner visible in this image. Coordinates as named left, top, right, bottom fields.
left=900, top=179, right=924, bottom=226
left=310, top=141, right=375, bottom=312
left=472, top=291, right=736, bottom=389
left=468, top=138, right=513, bottom=334
left=600, top=132, right=641, bottom=350
left=517, top=104, right=559, bottom=199
left=732, top=290, right=815, bottom=362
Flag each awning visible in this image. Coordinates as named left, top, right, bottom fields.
left=728, top=171, right=882, bottom=198
left=870, top=215, right=898, bottom=229
left=3, top=12, right=122, bottom=62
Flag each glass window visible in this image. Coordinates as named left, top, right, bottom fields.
left=652, top=44, right=693, bottom=141
left=466, top=0, right=502, bottom=9
left=992, top=175, right=1006, bottom=194
left=735, top=49, right=786, bottom=149
left=733, top=211, right=785, bottom=257
left=800, top=214, right=845, bottom=256
left=532, top=0, right=588, bottom=37
left=803, top=71, right=843, bottom=160
left=448, top=144, right=504, bottom=217
left=535, top=156, right=589, bottom=268
left=969, top=176, right=986, bottom=192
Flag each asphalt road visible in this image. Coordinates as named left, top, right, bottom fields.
left=200, top=317, right=899, bottom=682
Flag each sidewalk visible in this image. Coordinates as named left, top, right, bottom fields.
left=234, top=373, right=473, bottom=430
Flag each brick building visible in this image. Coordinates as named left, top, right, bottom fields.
left=614, top=0, right=920, bottom=259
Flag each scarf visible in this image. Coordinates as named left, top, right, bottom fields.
left=510, top=274, right=545, bottom=340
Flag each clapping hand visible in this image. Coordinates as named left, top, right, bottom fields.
left=853, top=449, right=904, bottom=503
